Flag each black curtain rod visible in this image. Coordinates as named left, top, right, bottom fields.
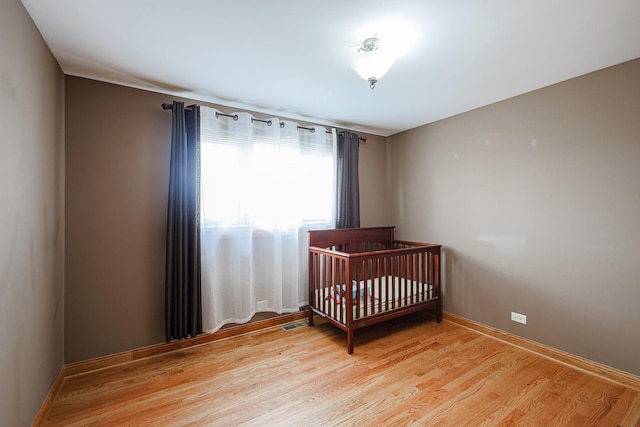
left=161, top=102, right=197, bottom=110
left=212, top=111, right=316, bottom=132
left=340, top=133, right=368, bottom=142
left=161, top=103, right=366, bottom=141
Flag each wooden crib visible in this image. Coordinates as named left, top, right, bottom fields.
left=308, top=226, right=442, bottom=354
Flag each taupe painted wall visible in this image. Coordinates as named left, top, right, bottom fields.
left=65, top=76, right=388, bottom=362
left=387, top=58, right=640, bottom=375
left=65, top=78, right=171, bottom=362
left=359, top=134, right=389, bottom=226
left=0, top=0, right=65, bottom=425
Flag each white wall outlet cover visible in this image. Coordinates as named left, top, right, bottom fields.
left=511, top=311, right=527, bottom=324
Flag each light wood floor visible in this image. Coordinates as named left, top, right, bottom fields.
left=42, top=313, right=640, bottom=426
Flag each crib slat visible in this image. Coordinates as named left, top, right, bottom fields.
left=335, top=257, right=341, bottom=323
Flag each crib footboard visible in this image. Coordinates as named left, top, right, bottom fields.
left=308, top=228, right=441, bottom=354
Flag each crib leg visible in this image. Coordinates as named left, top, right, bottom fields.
left=347, top=329, right=354, bottom=354
left=436, top=300, right=443, bottom=323
left=308, top=306, right=315, bottom=327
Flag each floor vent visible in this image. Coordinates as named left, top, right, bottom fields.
left=282, top=321, right=307, bottom=331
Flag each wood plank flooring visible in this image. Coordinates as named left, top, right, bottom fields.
left=42, top=313, right=640, bottom=426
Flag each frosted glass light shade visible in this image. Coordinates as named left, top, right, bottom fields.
left=350, top=39, right=396, bottom=88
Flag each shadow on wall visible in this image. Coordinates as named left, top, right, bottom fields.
left=442, top=246, right=514, bottom=325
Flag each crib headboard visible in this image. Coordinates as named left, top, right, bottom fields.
left=308, top=226, right=395, bottom=253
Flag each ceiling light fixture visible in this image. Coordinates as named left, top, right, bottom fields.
left=350, top=35, right=396, bottom=89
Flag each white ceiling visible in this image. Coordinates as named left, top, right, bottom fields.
left=20, top=0, right=640, bottom=137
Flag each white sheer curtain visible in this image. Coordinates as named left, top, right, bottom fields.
left=199, top=106, right=336, bottom=333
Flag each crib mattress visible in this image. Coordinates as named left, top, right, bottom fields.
left=314, top=275, right=435, bottom=321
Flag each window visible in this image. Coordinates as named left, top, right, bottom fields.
left=198, top=107, right=337, bottom=332
left=200, top=112, right=336, bottom=230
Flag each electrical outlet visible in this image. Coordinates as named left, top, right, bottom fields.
left=511, top=311, right=527, bottom=324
